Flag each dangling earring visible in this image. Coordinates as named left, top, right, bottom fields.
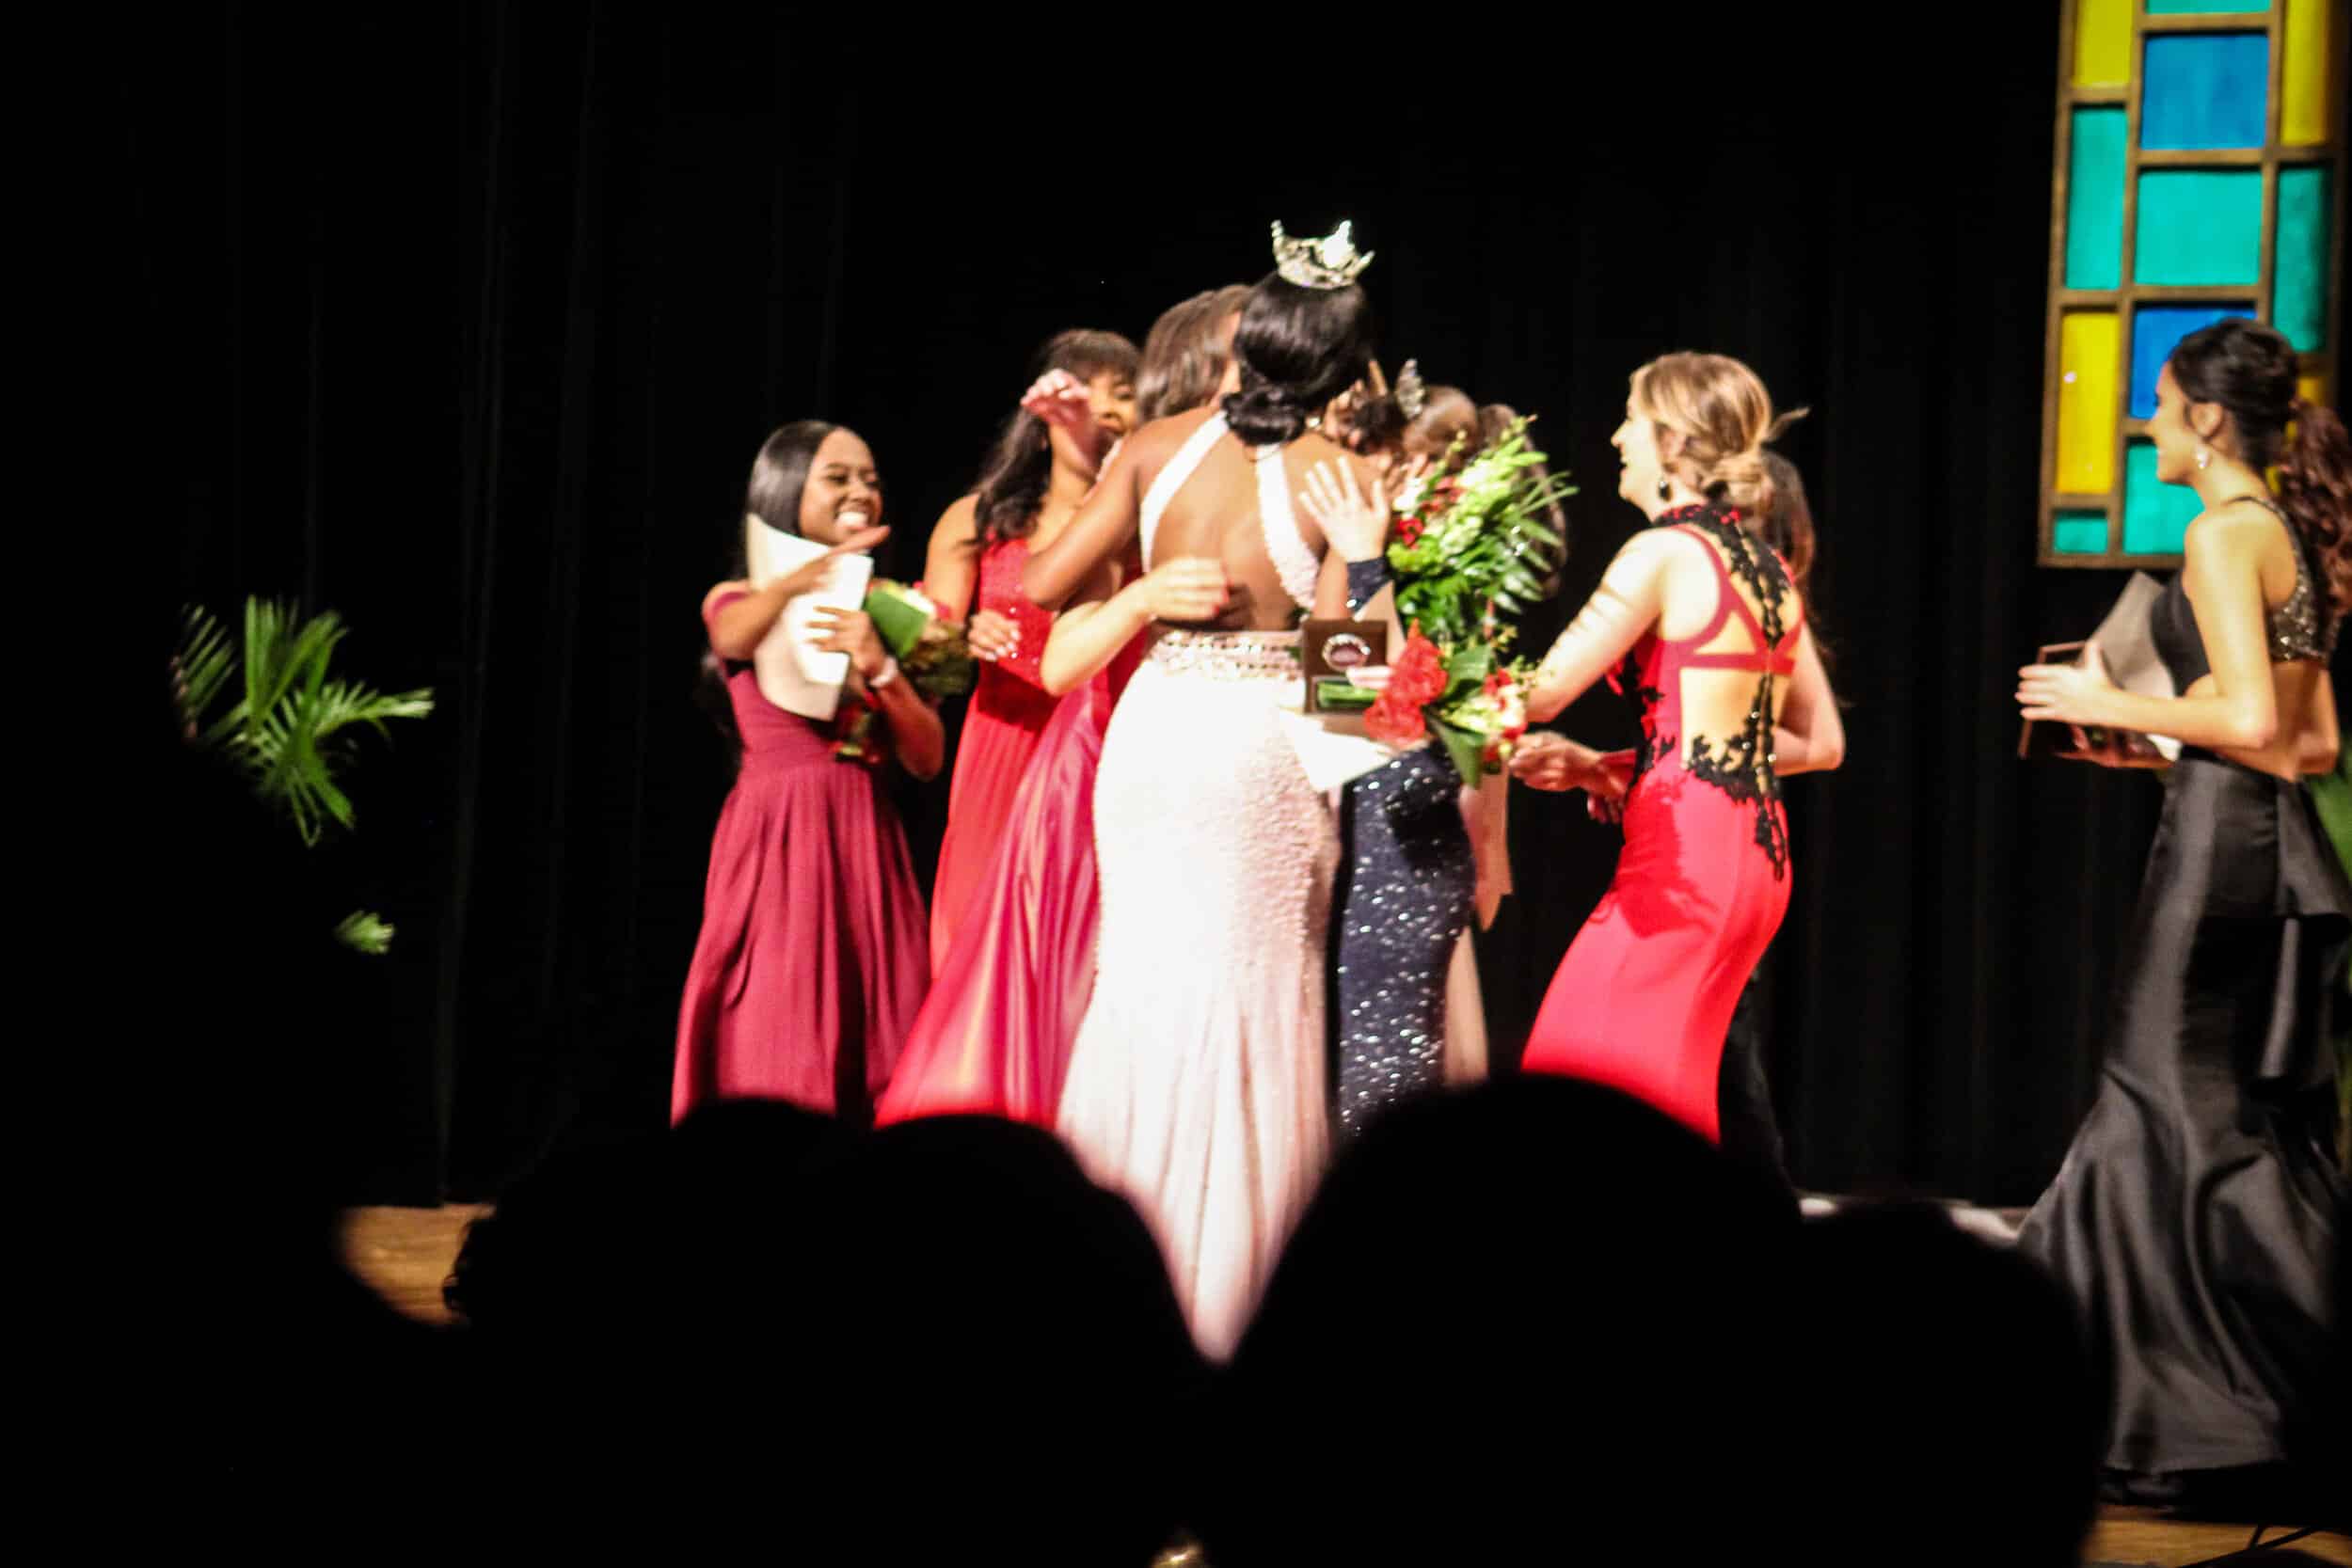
left=1656, top=474, right=1674, bottom=502
left=2195, top=444, right=2211, bottom=471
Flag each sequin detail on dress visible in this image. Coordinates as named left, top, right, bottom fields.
left=1332, top=745, right=1473, bottom=1137
left=2235, top=495, right=2339, bottom=661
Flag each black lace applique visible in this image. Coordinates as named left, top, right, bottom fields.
left=1635, top=505, right=1795, bottom=879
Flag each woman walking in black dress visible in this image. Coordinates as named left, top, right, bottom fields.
left=2013, top=319, right=2349, bottom=1510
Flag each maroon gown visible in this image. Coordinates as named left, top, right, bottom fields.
left=1521, top=508, right=1802, bottom=1141
left=672, top=590, right=929, bottom=1123
left=928, top=537, right=1063, bottom=973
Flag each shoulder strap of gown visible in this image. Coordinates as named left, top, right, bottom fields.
left=1251, top=442, right=1322, bottom=610
left=1139, top=412, right=1232, bottom=566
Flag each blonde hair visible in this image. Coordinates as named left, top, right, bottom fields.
left=1630, top=352, right=1806, bottom=519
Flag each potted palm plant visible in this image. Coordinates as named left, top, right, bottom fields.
left=172, top=598, right=435, bottom=951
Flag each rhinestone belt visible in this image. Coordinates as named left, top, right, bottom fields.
left=1146, top=628, right=1304, bottom=681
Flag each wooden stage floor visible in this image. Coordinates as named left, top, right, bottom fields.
left=342, top=1205, right=2349, bottom=1568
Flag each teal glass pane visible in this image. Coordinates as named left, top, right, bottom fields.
left=2065, top=107, right=2128, bottom=290
left=2148, top=0, right=2267, bottom=10
left=2053, top=511, right=2109, bottom=555
left=2276, top=166, right=2332, bottom=352
left=2131, top=304, right=2254, bottom=416
left=2141, top=34, right=2271, bottom=149
left=2123, top=443, right=2200, bottom=555
left=2135, top=171, right=2263, bottom=283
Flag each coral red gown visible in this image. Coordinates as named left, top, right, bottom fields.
left=1521, top=507, right=1802, bottom=1142
left=876, top=624, right=1145, bottom=1128
left=928, top=537, right=1064, bottom=974
left=672, top=590, right=929, bottom=1124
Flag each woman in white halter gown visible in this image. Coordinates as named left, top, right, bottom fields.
left=1025, top=252, right=1379, bottom=1357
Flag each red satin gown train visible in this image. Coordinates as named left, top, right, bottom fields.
left=928, top=537, right=1063, bottom=974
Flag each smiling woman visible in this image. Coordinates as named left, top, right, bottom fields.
left=673, top=420, right=941, bottom=1126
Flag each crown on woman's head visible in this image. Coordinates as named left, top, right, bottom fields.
left=1272, top=220, right=1374, bottom=290
left=1393, top=359, right=1427, bottom=420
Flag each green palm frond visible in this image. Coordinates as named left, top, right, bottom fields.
left=335, top=911, right=396, bottom=955
left=174, top=597, right=437, bottom=846
left=174, top=604, right=239, bottom=730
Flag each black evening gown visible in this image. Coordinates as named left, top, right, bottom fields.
left=2016, top=557, right=2347, bottom=1494
left=1331, top=745, right=1474, bottom=1137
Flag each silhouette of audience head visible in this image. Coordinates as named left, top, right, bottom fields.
left=1206, top=1076, right=1799, bottom=1563
left=775, top=1114, right=1205, bottom=1563
left=1789, top=1201, right=2103, bottom=1566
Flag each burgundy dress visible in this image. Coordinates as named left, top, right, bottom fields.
left=672, top=590, right=929, bottom=1123
left=1521, top=509, right=1802, bottom=1141
left=928, top=536, right=1063, bottom=973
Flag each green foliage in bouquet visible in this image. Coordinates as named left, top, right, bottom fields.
left=1385, top=417, right=1575, bottom=650
left=173, top=598, right=435, bottom=952
left=864, top=580, right=977, bottom=701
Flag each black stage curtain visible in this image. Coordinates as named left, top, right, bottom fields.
left=123, top=7, right=2344, bottom=1204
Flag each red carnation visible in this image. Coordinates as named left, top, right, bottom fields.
left=1388, top=626, right=1450, bottom=707
left=1365, top=689, right=1427, bottom=748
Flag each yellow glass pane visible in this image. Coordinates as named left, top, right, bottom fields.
left=2280, top=0, right=2344, bottom=144
left=2058, top=312, right=2121, bottom=493
left=2298, top=371, right=2335, bottom=412
left=2074, top=0, right=2133, bottom=87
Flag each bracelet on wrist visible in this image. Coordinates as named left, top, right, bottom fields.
left=866, top=656, right=902, bottom=691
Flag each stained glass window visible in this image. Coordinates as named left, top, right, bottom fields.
left=2038, top=1, right=2345, bottom=565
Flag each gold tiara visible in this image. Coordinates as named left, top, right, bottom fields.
left=1272, top=220, right=1373, bottom=290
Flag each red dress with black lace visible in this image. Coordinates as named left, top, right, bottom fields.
left=1520, top=507, right=1802, bottom=1142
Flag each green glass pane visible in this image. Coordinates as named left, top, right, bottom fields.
left=2053, top=511, right=2110, bottom=555
left=2147, top=0, right=2267, bottom=9
left=2135, top=171, right=2263, bottom=284
left=2276, top=166, right=2333, bottom=352
left=2123, top=443, right=2200, bottom=555
left=2066, top=107, right=2128, bottom=290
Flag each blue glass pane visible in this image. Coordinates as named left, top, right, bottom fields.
left=2123, top=443, right=2200, bottom=555
left=2135, top=170, right=2263, bottom=283
left=2130, top=305, right=2255, bottom=417
left=2148, top=0, right=2267, bottom=10
left=2141, top=33, right=2270, bottom=150
left=2065, top=107, right=2129, bottom=289
left=2053, top=512, right=2109, bottom=555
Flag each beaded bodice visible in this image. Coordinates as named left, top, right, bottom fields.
left=1611, top=505, right=1803, bottom=878
left=2149, top=493, right=2340, bottom=691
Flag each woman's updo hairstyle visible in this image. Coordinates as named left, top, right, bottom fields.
left=1221, top=275, right=1376, bottom=445
left=2169, top=317, right=2352, bottom=621
left=1630, top=353, right=1806, bottom=522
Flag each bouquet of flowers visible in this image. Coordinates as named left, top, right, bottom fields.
left=862, top=580, right=977, bottom=701
left=1385, top=417, right=1572, bottom=647
left=1362, top=418, right=1571, bottom=784
left=831, top=580, right=976, bottom=765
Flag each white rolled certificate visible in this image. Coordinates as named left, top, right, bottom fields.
left=744, top=516, right=874, bottom=721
